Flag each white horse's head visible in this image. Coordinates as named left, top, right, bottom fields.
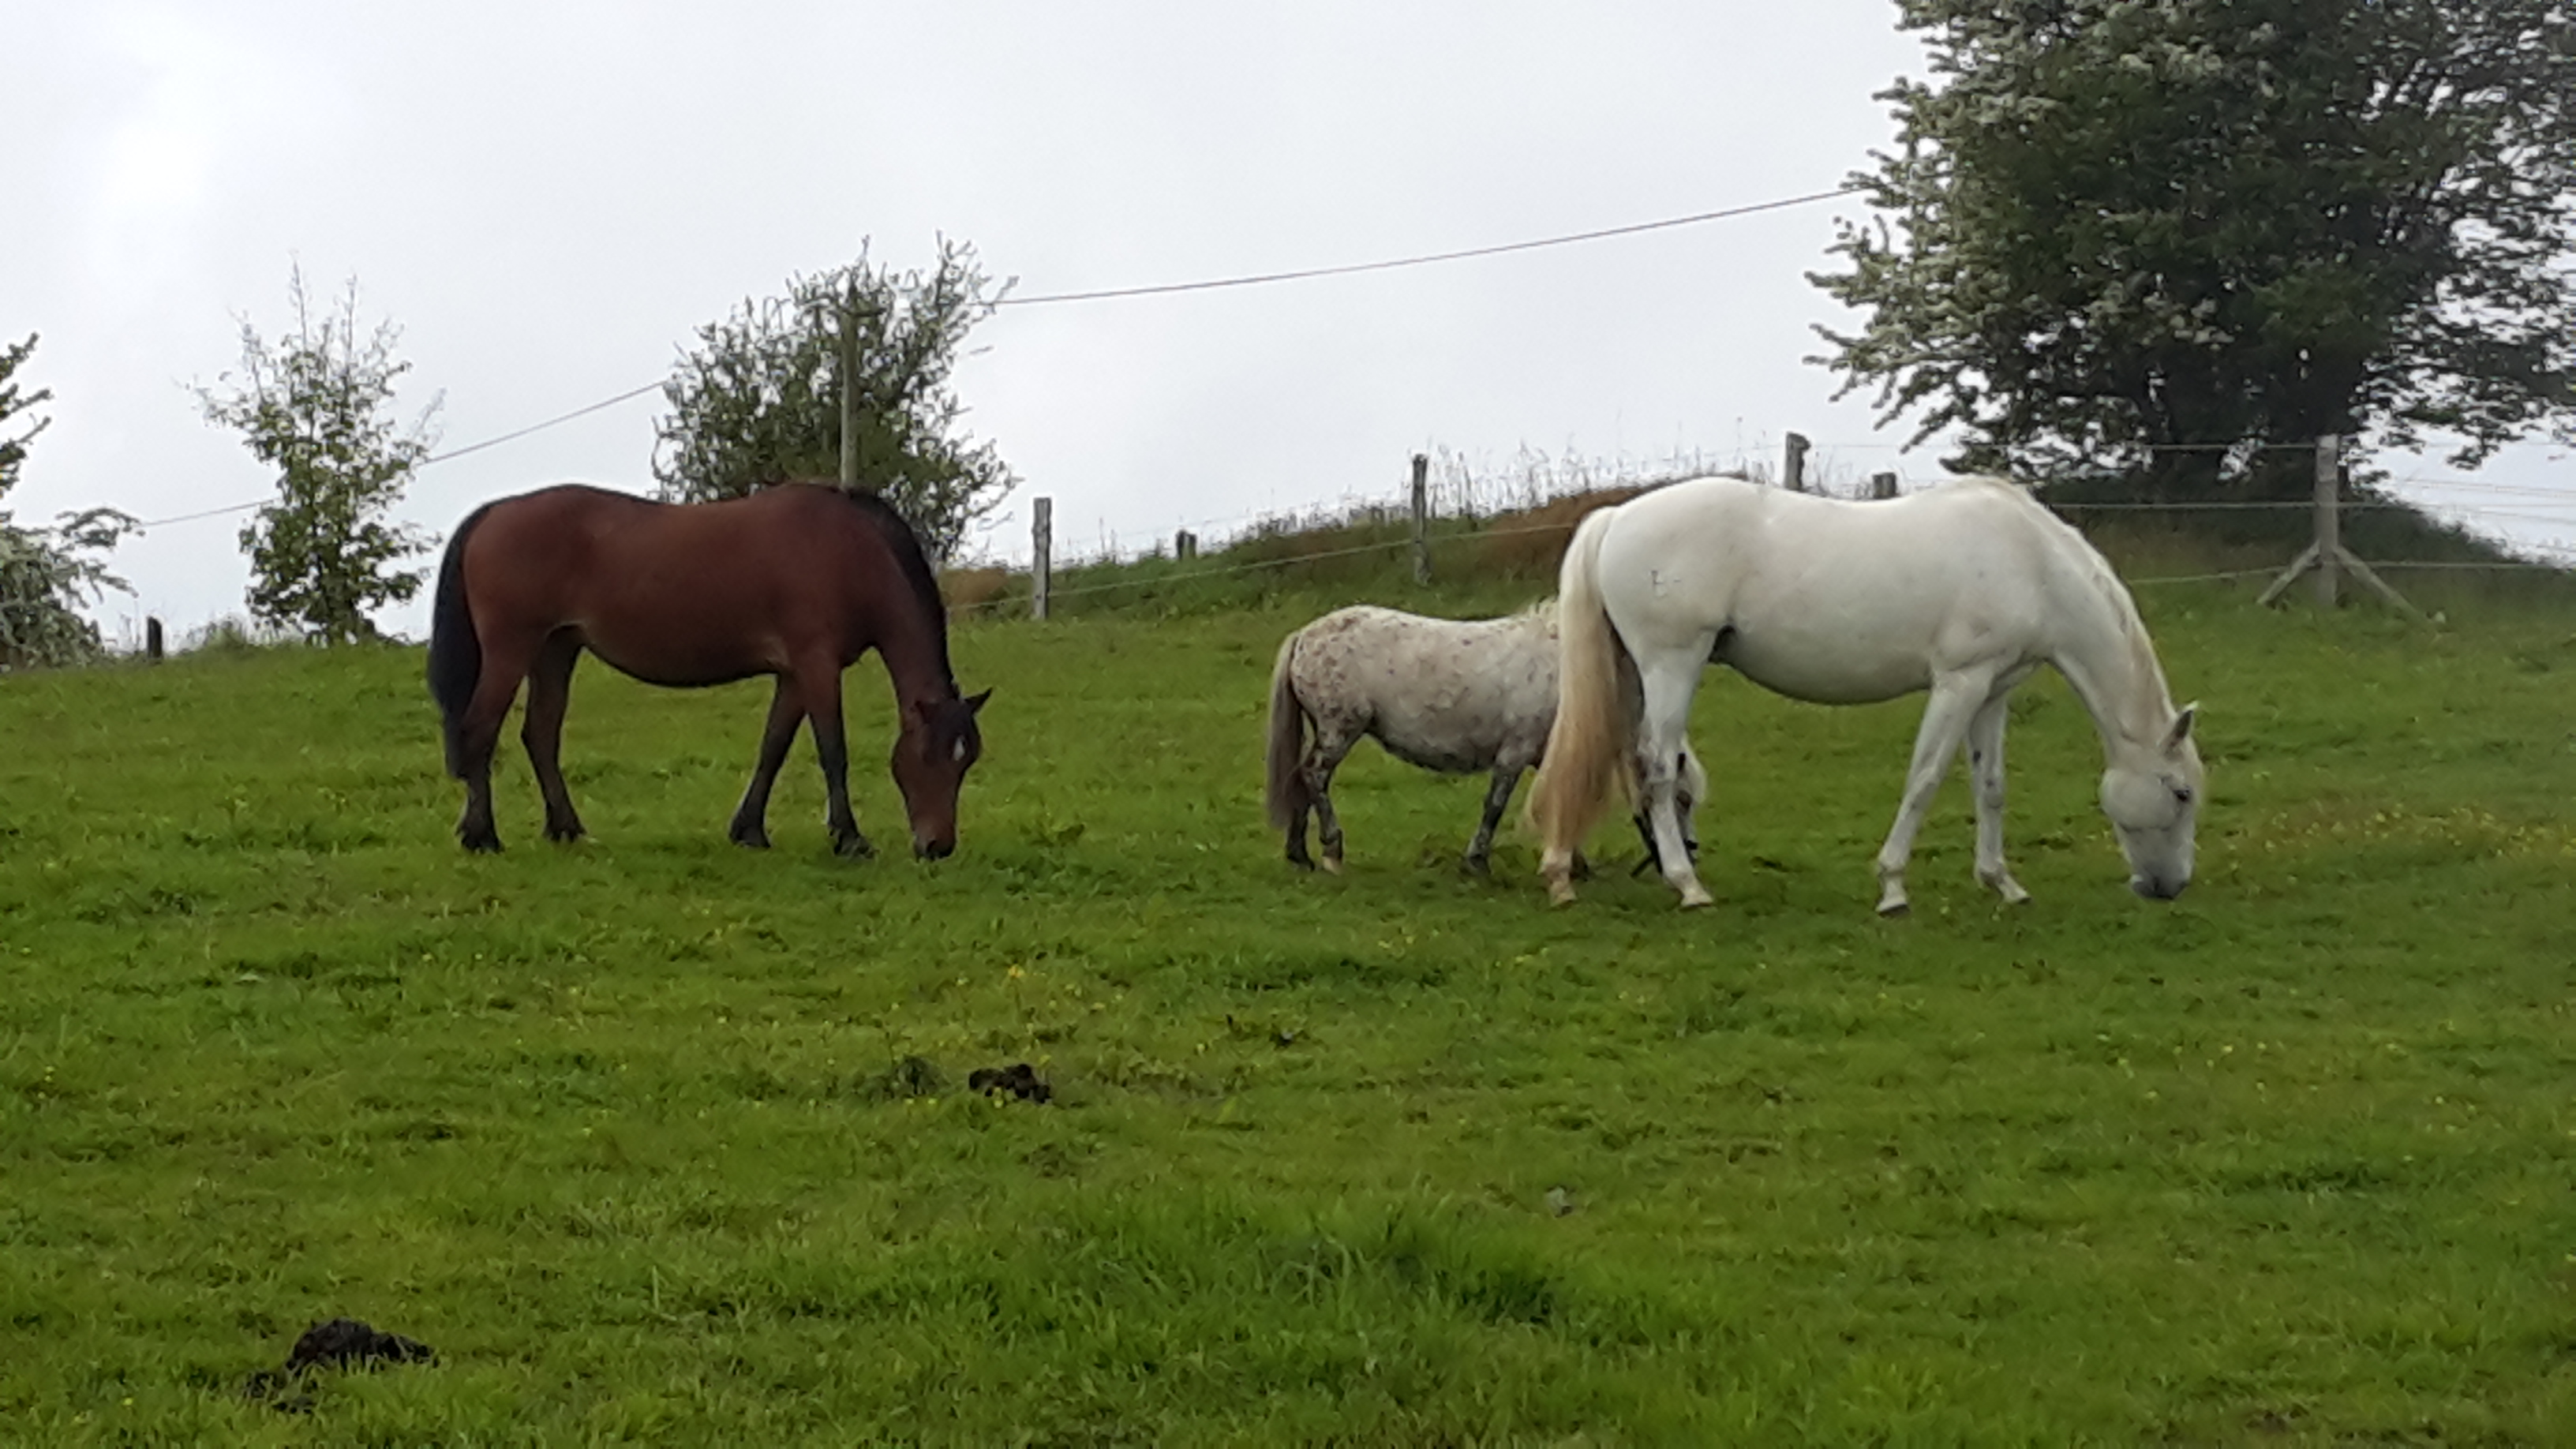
left=2099, top=704, right=2203, bottom=900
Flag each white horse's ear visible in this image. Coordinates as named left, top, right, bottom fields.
left=2166, top=703, right=2197, bottom=752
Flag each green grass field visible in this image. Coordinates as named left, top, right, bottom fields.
left=4, top=562, right=2574, bottom=1445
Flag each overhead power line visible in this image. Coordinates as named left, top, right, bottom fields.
left=994, top=185, right=1866, bottom=307
left=133, top=380, right=669, bottom=531
left=127, top=185, right=1866, bottom=529
left=420, top=380, right=665, bottom=466
left=131, top=497, right=270, bottom=531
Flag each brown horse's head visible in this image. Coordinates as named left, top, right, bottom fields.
left=892, top=688, right=990, bottom=859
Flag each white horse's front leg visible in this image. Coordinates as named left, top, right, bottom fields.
left=1967, top=693, right=2031, bottom=905
left=1874, top=676, right=1986, bottom=916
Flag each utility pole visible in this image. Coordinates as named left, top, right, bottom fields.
left=837, top=284, right=863, bottom=491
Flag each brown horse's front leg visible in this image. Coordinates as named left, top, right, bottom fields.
left=728, top=678, right=805, bottom=849
left=796, top=665, right=874, bottom=859
left=522, top=631, right=587, bottom=843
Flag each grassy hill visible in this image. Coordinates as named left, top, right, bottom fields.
left=4, top=521, right=2575, bottom=1443
left=942, top=474, right=2560, bottom=627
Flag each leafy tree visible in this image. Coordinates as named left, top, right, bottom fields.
left=654, top=239, right=1015, bottom=559
left=0, top=334, right=133, bottom=669
left=0, top=333, right=47, bottom=493
left=195, top=268, right=440, bottom=643
left=1812, top=0, right=2576, bottom=496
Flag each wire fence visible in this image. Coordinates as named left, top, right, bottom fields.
left=75, top=410, right=2576, bottom=636
left=942, top=462, right=2576, bottom=620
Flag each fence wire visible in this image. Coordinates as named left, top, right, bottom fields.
left=955, top=480, right=2574, bottom=617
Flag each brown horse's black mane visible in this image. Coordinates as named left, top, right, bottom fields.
left=817, top=484, right=957, bottom=691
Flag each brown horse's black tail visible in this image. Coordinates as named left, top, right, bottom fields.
left=426, top=503, right=495, bottom=779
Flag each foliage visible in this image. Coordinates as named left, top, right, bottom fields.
left=179, top=614, right=296, bottom=655
left=0, top=332, right=47, bottom=492
left=653, top=239, right=1015, bottom=560
left=194, top=269, right=440, bottom=643
left=4, top=575, right=2576, bottom=1439
left=0, top=333, right=133, bottom=669
left=1814, top=0, right=2576, bottom=494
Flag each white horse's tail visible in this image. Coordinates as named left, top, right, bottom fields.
left=1528, top=505, right=1634, bottom=856
left=1264, top=631, right=1311, bottom=831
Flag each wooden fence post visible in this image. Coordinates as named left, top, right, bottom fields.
left=1176, top=530, right=1196, bottom=561
left=1783, top=432, right=1810, bottom=493
left=1032, top=497, right=1053, bottom=620
left=837, top=287, right=863, bottom=491
left=1870, top=471, right=1897, bottom=500
left=2257, top=434, right=2421, bottom=617
left=144, top=616, right=163, bottom=661
left=2312, top=433, right=2342, bottom=610
left=1410, top=453, right=1431, bottom=585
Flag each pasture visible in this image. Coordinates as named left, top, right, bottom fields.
left=2, top=569, right=2573, bottom=1445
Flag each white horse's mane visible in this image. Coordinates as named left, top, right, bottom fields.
left=1955, top=475, right=2171, bottom=705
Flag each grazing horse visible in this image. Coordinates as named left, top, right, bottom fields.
left=1529, top=475, right=2202, bottom=912
left=1264, top=603, right=1704, bottom=874
left=425, top=482, right=989, bottom=857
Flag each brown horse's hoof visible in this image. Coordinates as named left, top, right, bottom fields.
left=459, top=833, right=502, bottom=854
left=833, top=834, right=877, bottom=860
left=543, top=822, right=586, bottom=844
left=728, top=822, right=772, bottom=850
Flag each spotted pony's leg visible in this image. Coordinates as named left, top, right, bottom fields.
left=1301, top=723, right=1361, bottom=874
left=1464, top=765, right=1522, bottom=874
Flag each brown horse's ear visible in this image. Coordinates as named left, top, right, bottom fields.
left=965, top=688, right=992, bottom=713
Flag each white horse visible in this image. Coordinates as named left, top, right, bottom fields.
left=1265, top=603, right=1704, bottom=874
left=1529, top=476, right=2203, bottom=912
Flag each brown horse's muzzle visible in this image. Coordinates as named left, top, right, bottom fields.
left=915, top=835, right=955, bottom=862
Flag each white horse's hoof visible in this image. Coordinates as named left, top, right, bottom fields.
left=1320, top=857, right=1343, bottom=876
left=1876, top=896, right=1911, bottom=918
left=1979, top=869, right=2031, bottom=905
left=1545, top=878, right=1578, bottom=908
left=1677, top=889, right=1713, bottom=911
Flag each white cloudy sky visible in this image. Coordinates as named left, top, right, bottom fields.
left=6, top=2, right=2568, bottom=642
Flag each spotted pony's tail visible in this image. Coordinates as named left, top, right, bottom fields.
left=1263, top=629, right=1311, bottom=832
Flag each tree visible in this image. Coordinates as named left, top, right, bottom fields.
left=195, top=268, right=440, bottom=642
left=1812, top=0, right=2576, bottom=496
left=0, top=334, right=133, bottom=669
left=654, top=239, right=1015, bottom=560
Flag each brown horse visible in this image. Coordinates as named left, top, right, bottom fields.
left=425, top=482, right=988, bottom=858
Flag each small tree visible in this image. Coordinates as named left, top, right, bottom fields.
left=195, top=268, right=440, bottom=643
left=0, top=334, right=133, bottom=669
left=654, top=239, right=1015, bottom=560
left=1812, top=0, right=2576, bottom=495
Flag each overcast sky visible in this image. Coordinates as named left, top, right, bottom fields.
left=6, top=2, right=2568, bottom=643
